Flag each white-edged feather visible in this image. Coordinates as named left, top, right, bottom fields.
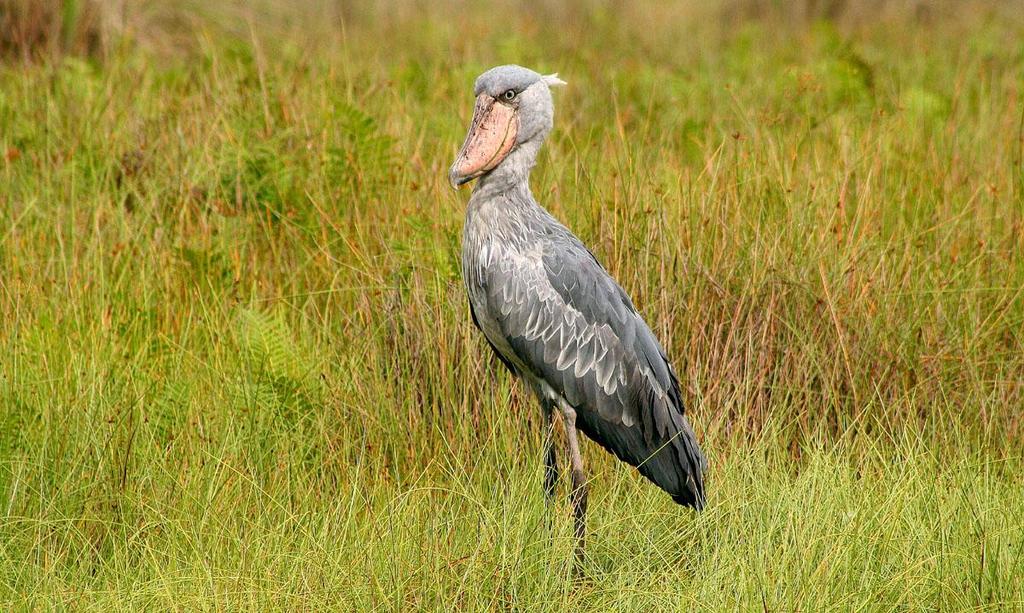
left=543, top=73, right=567, bottom=87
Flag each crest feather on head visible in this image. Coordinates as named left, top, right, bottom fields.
left=542, top=73, right=567, bottom=87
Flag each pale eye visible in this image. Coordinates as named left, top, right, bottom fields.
left=502, top=89, right=516, bottom=101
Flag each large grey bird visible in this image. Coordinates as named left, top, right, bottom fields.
left=449, top=65, right=706, bottom=554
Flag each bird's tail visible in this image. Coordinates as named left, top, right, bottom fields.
left=666, top=416, right=706, bottom=510
left=574, top=409, right=707, bottom=511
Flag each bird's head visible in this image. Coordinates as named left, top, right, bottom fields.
left=448, top=65, right=566, bottom=189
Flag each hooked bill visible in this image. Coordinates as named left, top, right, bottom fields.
left=449, top=94, right=519, bottom=188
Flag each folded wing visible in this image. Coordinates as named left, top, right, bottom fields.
left=480, top=233, right=706, bottom=509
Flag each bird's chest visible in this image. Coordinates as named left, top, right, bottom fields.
left=461, top=215, right=538, bottom=370
left=462, top=228, right=509, bottom=336
left=462, top=204, right=521, bottom=304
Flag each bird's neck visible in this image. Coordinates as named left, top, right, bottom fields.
left=472, top=139, right=543, bottom=200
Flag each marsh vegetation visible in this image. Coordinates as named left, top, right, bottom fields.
left=1, top=0, right=1022, bottom=608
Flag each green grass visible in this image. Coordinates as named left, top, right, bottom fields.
left=1, top=1, right=1023, bottom=609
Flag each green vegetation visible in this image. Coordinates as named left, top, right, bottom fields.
left=1, top=1, right=1022, bottom=609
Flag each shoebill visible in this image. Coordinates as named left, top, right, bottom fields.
left=449, top=65, right=707, bottom=558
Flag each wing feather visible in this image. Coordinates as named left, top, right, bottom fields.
left=480, top=235, right=706, bottom=509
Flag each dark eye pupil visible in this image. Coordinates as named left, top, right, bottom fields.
left=504, top=90, right=515, bottom=100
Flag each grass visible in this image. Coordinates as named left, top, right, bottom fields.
left=1, top=1, right=1023, bottom=609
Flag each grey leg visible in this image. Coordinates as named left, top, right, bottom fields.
left=561, top=404, right=588, bottom=562
left=543, top=403, right=559, bottom=501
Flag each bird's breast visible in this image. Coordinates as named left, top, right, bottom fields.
left=461, top=217, right=536, bottom=373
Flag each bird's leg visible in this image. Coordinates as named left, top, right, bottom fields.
left=543, top=401, right=559, bottom=502
left=561, top=404, right=588, bottom=563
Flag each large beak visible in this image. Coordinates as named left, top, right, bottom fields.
left=448, top=94, right=519, bottom=189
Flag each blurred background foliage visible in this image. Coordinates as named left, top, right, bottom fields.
left=0, top=0, right=1021, bottom=469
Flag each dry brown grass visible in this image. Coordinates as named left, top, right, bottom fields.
left=0, top=0, right=119, bottom=61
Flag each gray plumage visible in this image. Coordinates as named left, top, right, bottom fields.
left=452, top=65, right=707, bottom=516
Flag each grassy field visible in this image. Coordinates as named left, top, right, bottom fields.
left=1, top=1, right=1023, bottom=609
